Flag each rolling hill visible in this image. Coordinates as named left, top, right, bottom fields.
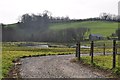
left=49, top=21, right=118, bottom=37
left=5, top=21, right=119, bottom=37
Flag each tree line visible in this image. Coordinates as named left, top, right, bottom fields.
left=1, top=11, right=120, bottom=42
left=2, top=24, right=89, bottom=43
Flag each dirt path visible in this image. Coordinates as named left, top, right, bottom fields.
left=18, top=54, right=107, bottom=78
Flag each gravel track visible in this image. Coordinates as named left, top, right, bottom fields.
left=19, top=54, right=105, bottom=78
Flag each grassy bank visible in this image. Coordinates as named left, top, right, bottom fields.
left=81, top=55, right=120, bottom=76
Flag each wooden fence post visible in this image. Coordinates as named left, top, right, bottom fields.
left=113, top=40, right=116, bottom=68
left=103, top=43, right=105, bottom=55
left=89, top=41, right=92, bottom=56
left=91, top=41, right=94, bottom=64
left=116, top=44, right=117, bottom=55
left=118, top=41, right=120, bottom=67
left=78, top=42, right=81, bottom=61
left=75, top=43, right=78, bottom=57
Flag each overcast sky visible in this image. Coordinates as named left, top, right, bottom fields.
left=0, top=0, right=119, bottom=24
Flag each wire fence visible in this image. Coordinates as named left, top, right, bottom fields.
left=76, top=40, right=120, bottom=69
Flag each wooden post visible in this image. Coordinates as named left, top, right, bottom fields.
left=103, top=43, right=105, bottom=55
left=75, top=43, right=78, bottom=57
left=116, top=44, right=117, bottom=55
left=118, top=42, right=120, bottom=67
left=89, top=48, right=91, bottom=56
left=91, top=41, right=94, bottom=64
left=78, top=43, right=80, bottom=61
left=90, top=42, right=92, bottom=56
left=113, top=40, right=116, bottom=68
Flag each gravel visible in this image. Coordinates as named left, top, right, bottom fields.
left=19, top=54, right=105, bottom=78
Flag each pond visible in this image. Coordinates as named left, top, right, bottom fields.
left=70, top=45, right=90, bottom=49
left=81, top=46, right=90, bottom=49
left=27, top=44, right=49, bottom=48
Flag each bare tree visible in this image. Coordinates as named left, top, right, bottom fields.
left=64, top=27, right=90, bottom=59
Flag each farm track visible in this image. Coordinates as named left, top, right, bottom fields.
left=19, top=54, right=108, bottom=78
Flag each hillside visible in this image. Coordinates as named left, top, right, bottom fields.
left=5, top=21, right=118, bottom=37
left=49, top=21, right=118, bottom=37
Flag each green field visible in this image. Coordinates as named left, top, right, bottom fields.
left=49, top=21, right=118, bottom=37
left=5, top=21, right=119, bottom=37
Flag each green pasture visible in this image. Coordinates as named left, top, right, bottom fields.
left=5, top=21, right=119, bottom=37
left=50, top=21, right=118, bottom=37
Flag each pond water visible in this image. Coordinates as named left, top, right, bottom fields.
left=70, top=45, right=90, bottom=49
left=81, top=46, right=90, bottom=49
left=27, top=44, right=49, bottom=48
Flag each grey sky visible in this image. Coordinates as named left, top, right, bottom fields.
left=0, top=0, right=119, bottom=24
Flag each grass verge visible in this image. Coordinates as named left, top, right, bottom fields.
left=81, top=55, right=120, bottom=77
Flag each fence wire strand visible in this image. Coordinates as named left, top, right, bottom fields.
left=81, top=40, right=120, bottom=69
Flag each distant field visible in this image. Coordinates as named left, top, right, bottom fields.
left=5, top=21, right=119, bottom=37
left=49, top=21, right=118, bottom=37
